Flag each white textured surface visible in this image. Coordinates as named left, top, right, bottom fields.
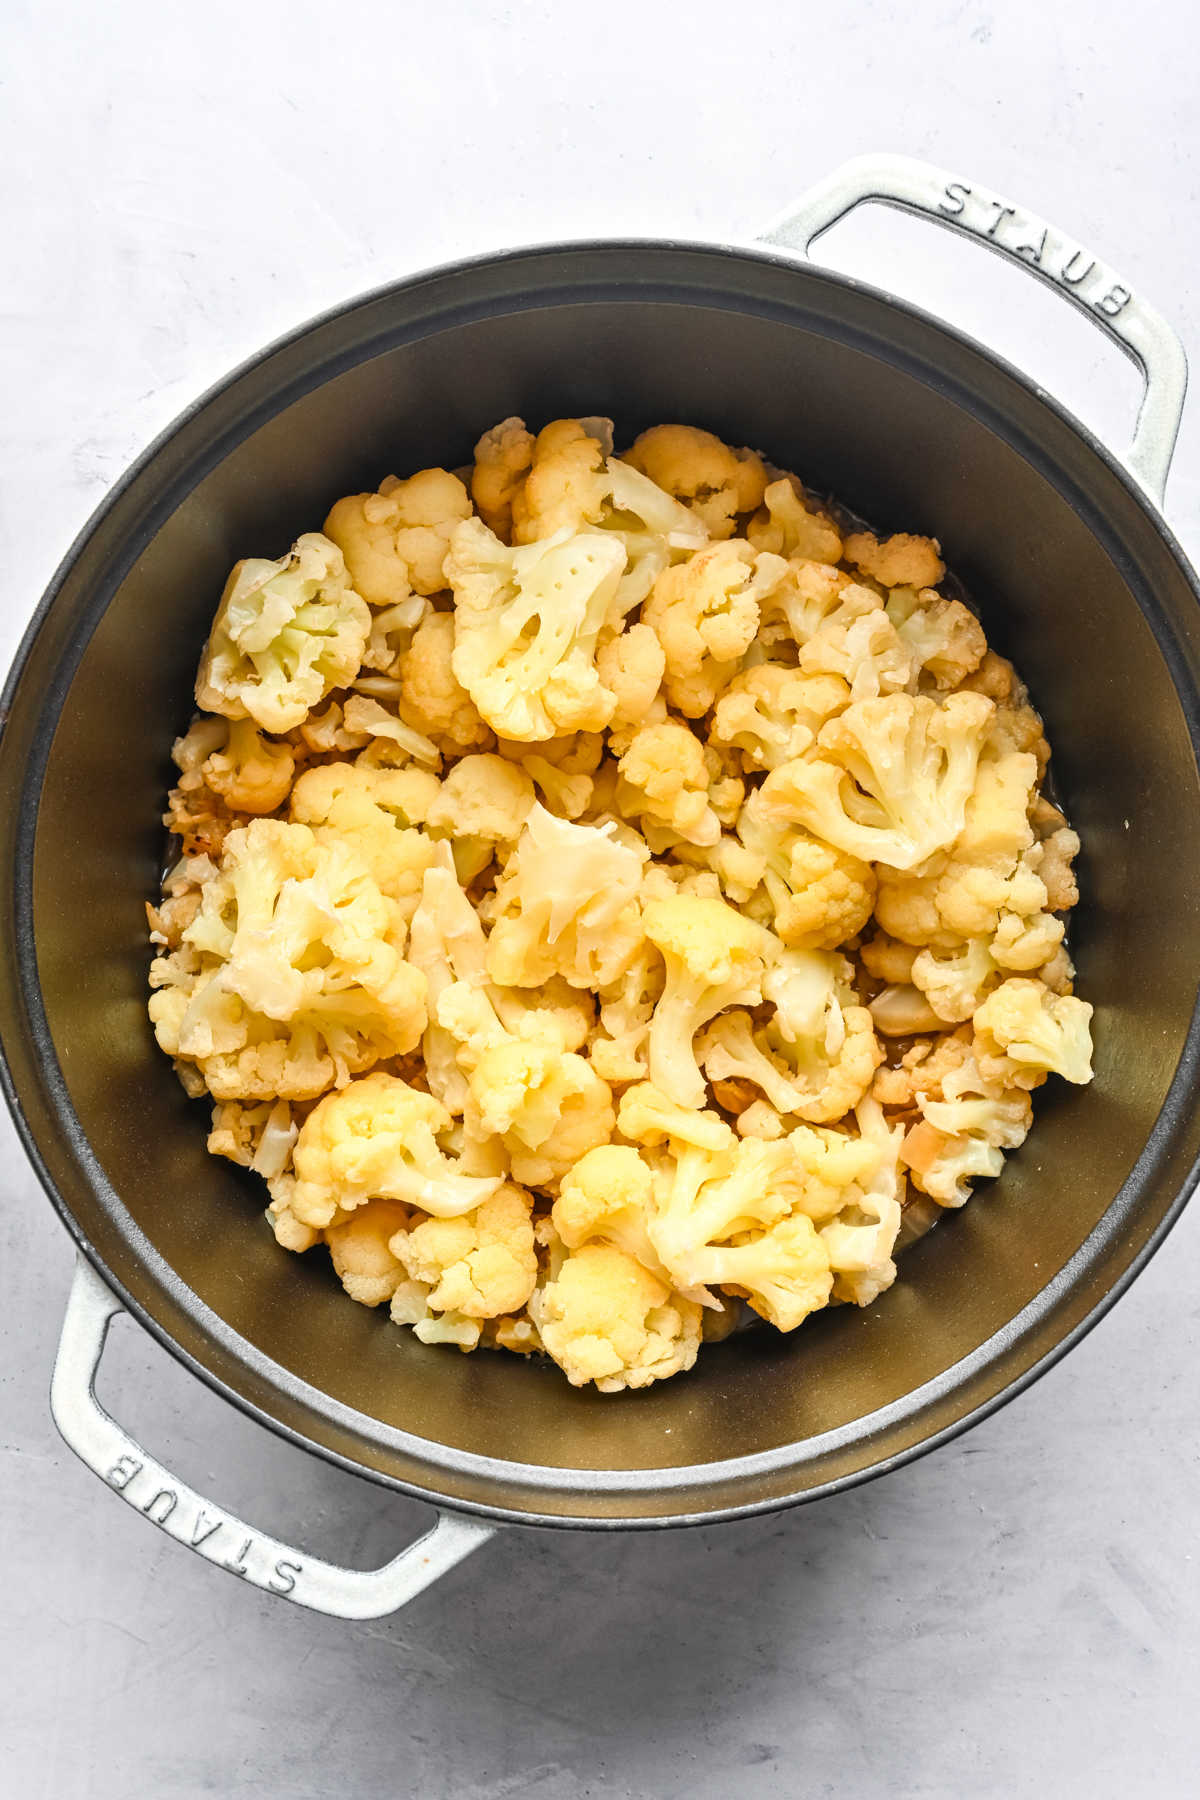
left=3, top=3, right=1199, bottom=1795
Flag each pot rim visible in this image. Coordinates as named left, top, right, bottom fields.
left=4, top=232, right=1200, bottom=1529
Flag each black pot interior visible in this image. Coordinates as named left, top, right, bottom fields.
left=5, top=245, right=1200, bottom=1522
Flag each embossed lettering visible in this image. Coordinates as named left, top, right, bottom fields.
left=1015, top=228, right=1048, bottom=265
left=939, top=180, right=971, bottom=217
left=225, top=1537, right=254, bottom=1577
left=107, top=1454, right=142, bottom=1491
left=1096, top=283, right=1132, bottom=317
left=270, top=1559, right=302, bottom=1596
left=142, top=1488, right=178, bottom=1524
left=984, top=201, right=1016, bottom=239
left=191, top=1511, right=222, bottom=1548
left=1060, top=250, right=1096, bottom=287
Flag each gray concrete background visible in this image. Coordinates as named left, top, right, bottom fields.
left=3, top=3, right=1199, bottom=1794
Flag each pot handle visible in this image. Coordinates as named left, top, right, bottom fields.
left=50, top=1255, right=495, bottom=1619
left=757, top=152, right=1187, bottom=504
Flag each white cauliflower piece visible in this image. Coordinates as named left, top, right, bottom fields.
left=590, top=944, right=665, bottom=1085
left=798, top=583, right=913, bottom=699
left=530, top=1241, right=703, bottom=1392
left=821, top=1099, right=905, bottom=1306
left=447, top=518, right=626, bottom=740
left=767, top=692, right=994, bottom=871
left=886, top=586, right=986, bottom=690
left=710, top=666, right=849, bottom=772
left=973, top=978, right=1094, bottom=1084
left=195, top=533, right=370, bottom=733
left=737, top=782, right=876, bottom=949
left=324, top=467, right=472, bottom=606
left=642, top=894, right=775, bottom=1108
left=641, top=540, right=786, bottom=717
left=485, top=804, right=648, bottom=990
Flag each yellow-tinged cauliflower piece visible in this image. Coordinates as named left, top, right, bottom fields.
left=642, top=540, right=786, bottom=717
left=843, top=529, right=945, bottom=591
left=910, top=937, right=999, bottom=1023
left=447, top=518, right=626, bottom=739
left=596, top=623, right=666, bottom=742
left=642, top=894, right=775, bottom=1107
left=289, top=760, right=439, bottom=917
left=148, top=820, right=426, bottom=1101
left=195, top=533, right=371, bottom=734
left=768, top=692, right=994, bottom=871
left=471, top=416, right=536, bottom=540
left=874, top=751, right=1069, bottom=971
left=531, top=1241, right=703, bottom=1392
left=648, top=1135, right=842, bottom=1327
left=325, top=1200, right=412, bottom=1306
left=756, top=557, right=851, bottom=648
left=552, top=1144, right=669, bottom=1279
left=290, top=1071, right=503, bottom=1228
left=746, top=477, right=843, bottom=565
left=710, top=666, right=849, bottom=772
left=903, top=1082, right=1034, bottom=1207
left=973, top=978, right=1094, bottom=1084
left=617, top=1081, right=737, bottom=1153
left=201, top=718, right=296, bottom=815
left=208, top=1097, right=298, bottom=1177
left=512, top=417, right=610, bottom=544
left=393, top=611, right=492, bottom=754
left=590, top=944, right=665, bottom=1085
left=821, top=1098, right=906, bottom=1306
left=623, top=424, right=768, bottom=540
left=485, top=804, right=647, bottom=990
left=886, top=587, right=986, bottom=690
left=737, top=783, right=876, bottom=949
left=617, top=720, right=722, bottom=848
left=324, top=467, right=472, bottom=607
left=798, top=584, right=913, bottom=700
left=360, top=592, right=431, bottom=677
left=425, top=752, right=536, bottom=877
left=699, top=972, right=880, bottom=1126
left=466, top=1034, right=615, bottom=1192
left=391, top=1184, right=538, bottom=1319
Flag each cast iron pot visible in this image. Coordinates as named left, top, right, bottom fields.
left=4, top=154, right=1199, bottom=1620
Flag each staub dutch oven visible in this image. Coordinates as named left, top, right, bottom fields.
left=4, top=154, right=1199, bottom=1620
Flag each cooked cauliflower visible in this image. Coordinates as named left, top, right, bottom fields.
left=195, top=533, right=371, bottom=734
left=531, top=1241, right=703, bottom=1392
left=642, top=894, right=775, bottom=1108
left=155, top=412, right=1093, bottom=1392
left=642, top=540, right=786, bottom=717
left=324, top=467, right=472, bottom=606
left=767, top=692, right=994, bottom=871
left=447, top=517, right=626, bottom=739
left=622, top=424, right=768, bottom=540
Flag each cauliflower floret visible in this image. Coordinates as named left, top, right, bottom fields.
left=512, top=418, right=610, bottom=543
left=466, top=1034, right=614, bottom=1191
left=822, top=1098, right=905, bottom=1306
left=756, top=557, right=851, bottom=648
left=737, top=782, right=876, bottom=948
left=195, top=533, right=371, bottom=734
left=265, top=1173, right=321, bottom=1252
left=1037, top=826, right=1081, bottom=913
left=485, top=805, right=647, bottom=990
left=391, top=1184, right=538, bottom=1318
left=290, top=1071, right=502, bottom=1228
left=868, top=985, right=945, bottom=1037
left=339, top=694, right=441, bottom=769
left=902, top=1087, right=1034, bottom=1207
left=642, top=894, right=775, bottom=1108
left=447, top=518, right=626, bottom=740
left=911, top=937, right=999, bottom=1023
left=289, top=760, right=439, bottom=916
left=622, top=424, right=768, bottom=540
left=710, top=666, right=849, bottom=772
left=886, top=587, right=986, bottom=690
left=200, top=718, right=296, bottom=815
left=699, top=980, right=881, bottom=1126
left=648, top=1135, right=838, bottom=1327
left=616, top=1081, right=737, bottom=1152
left=972, top=978, right=1094, bottom=1084
left=552, top=1144, right=670, bottom=1279
left=590, top=944, right=665, bottom=1085
left=596, top=623, right=666, bottom=740
left=843, top=529, right=945, bottom=590
left=530, top=1242, right=703, bottom=1392
left=616, top=721, right=722, bottom=848
left=324, top=468, right=472, bottom=606
left=425, top=752, right=535, bottom=877
left=745, top=476, right=843, bottom=564
left=768, top=691, right=994, bottom=871
left=798, top=584, right=913, bottom=700
left=148, top=820, right=426, bottom=1101
left=359, top=592, right=431, bottom=677
left=325, top=1200, right=412, bottom=1306
left=207, top=1096, right=297, bottom=1177
left=641, top=541, right=786, bottom=717
left=392, top=611, right=492, bottom=753
left=471, top=416, right=536, bottom=540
